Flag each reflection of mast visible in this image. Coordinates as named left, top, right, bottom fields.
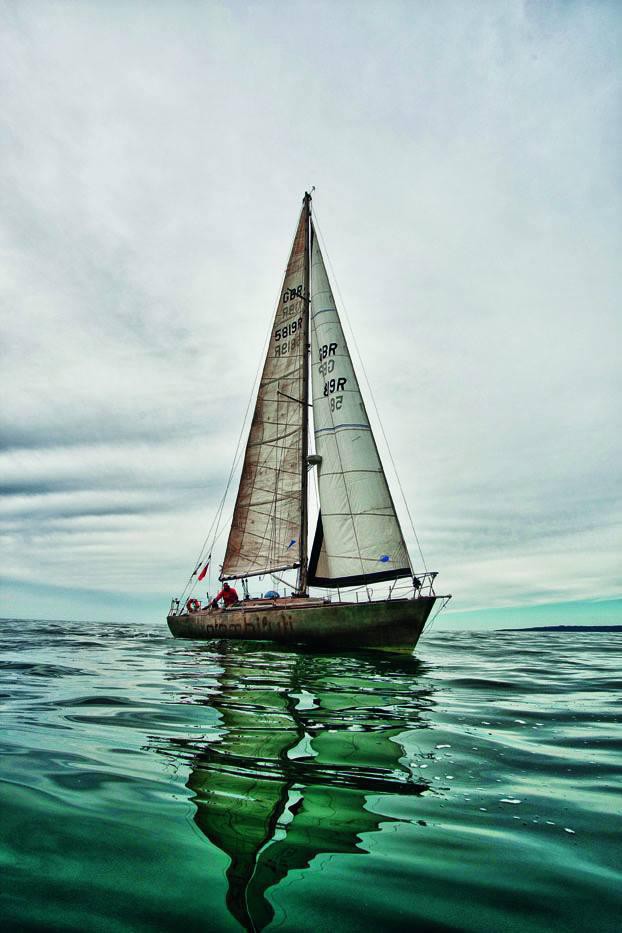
left=186, top=647, right=431, bottom=932
left=188, top=650, right=302, bottom=930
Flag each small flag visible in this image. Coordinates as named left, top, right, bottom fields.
left=198, top=559, right=210, bottom=581
left=379, top=554, right=390, bottom=563
left=287, top=539, right=296, bottom=550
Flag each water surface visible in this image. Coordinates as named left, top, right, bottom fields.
left=1, top=619, right=620, bottom=931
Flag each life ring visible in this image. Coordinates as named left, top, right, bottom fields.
left=186, top=598, right=201, bottom=613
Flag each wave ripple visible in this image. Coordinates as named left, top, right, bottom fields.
left=0, top=619, right=620, bottom=932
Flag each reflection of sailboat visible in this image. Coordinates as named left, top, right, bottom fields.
left=168, top=193, right=450, bottom=649
left=182, top=645, right=432, bottom=931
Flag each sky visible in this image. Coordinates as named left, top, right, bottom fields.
left=1, top=0, right=620, bottom=628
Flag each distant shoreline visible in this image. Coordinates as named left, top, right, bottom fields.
left=499, top=625, right=622, bottom=632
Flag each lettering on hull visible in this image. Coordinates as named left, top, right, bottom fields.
left=186, top=615, right=296, bottom=638
left=244, top=617, right=294, bottom=635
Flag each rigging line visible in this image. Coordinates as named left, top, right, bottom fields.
left=181, top=355, right=267, bottom=599
left=183, top=423, right=248, bottom=600
left=269, top=570, right=289, bottom=589
left=179, top=387, right=259, bottom=603
left=179, top=328, right=270, bottom=605
left=312, top=208, right=428, bottom=575
left=424, top=595, right=452, bottom=632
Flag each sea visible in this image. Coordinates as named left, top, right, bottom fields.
left=1, top=618, right=620, bottom=933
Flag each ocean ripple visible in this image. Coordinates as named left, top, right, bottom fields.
left=0, top=619, right=620, bottom=932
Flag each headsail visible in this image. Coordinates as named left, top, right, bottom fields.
left=221, top=203, right=309, bottom=580
left=308, top=229, right=412, bottom=587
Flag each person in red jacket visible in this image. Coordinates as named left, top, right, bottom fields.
left=211, top=582, right=239, bottom=609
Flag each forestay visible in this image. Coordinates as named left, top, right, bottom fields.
left=221, top=207, right=308, bottom=580
left=308, top=230, right=412, bottom=586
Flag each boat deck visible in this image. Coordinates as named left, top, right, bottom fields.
left=197, top=597, right=340, bottom=614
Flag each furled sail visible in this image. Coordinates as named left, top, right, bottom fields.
left=221, top=206, right=308, bottom=580
left=308, top=230, right=412, bottom=586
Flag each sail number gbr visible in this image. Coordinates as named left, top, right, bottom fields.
left=283, top=285, right=303, bottom=303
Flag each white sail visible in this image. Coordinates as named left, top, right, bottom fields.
left=308, top=230, right=412, bottom=586
left=221, top=206, right=308, bottom=580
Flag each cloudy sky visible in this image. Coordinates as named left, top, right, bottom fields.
left=1, top=0, right=620, bottom=627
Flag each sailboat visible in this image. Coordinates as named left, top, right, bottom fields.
left=167, top=193, right=449, bottom=649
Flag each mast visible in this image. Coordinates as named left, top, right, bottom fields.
left=296, top=191, right=312, bottom=595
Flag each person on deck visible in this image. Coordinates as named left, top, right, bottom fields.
left=211, top=582, right=239, bottom=609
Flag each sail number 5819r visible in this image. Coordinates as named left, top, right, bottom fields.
left=275, top=318, right=302, bottom=341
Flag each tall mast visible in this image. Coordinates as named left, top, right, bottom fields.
left=296, top=191, right=312, bottom=595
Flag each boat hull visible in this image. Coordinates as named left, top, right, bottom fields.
left=167, top=596, right=436, bottom=651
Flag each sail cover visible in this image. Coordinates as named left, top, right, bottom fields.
left=221, top=206, right=308, bottom=579
left=308, top=231, right=412, bottom=587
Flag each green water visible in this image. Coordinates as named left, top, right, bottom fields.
left=1, top=620, right=620, bottom=931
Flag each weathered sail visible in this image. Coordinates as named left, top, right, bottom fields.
left=221, top=206, right=308, bottom=580
left=308, top=230, right=412, bottom=586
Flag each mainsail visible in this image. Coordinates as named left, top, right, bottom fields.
left=308, top=229, right=412, bottom=586
left=221, top=203, right=309, bottom=580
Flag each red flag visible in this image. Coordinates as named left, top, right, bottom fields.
left=198, top=560, right=210, bottom=582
